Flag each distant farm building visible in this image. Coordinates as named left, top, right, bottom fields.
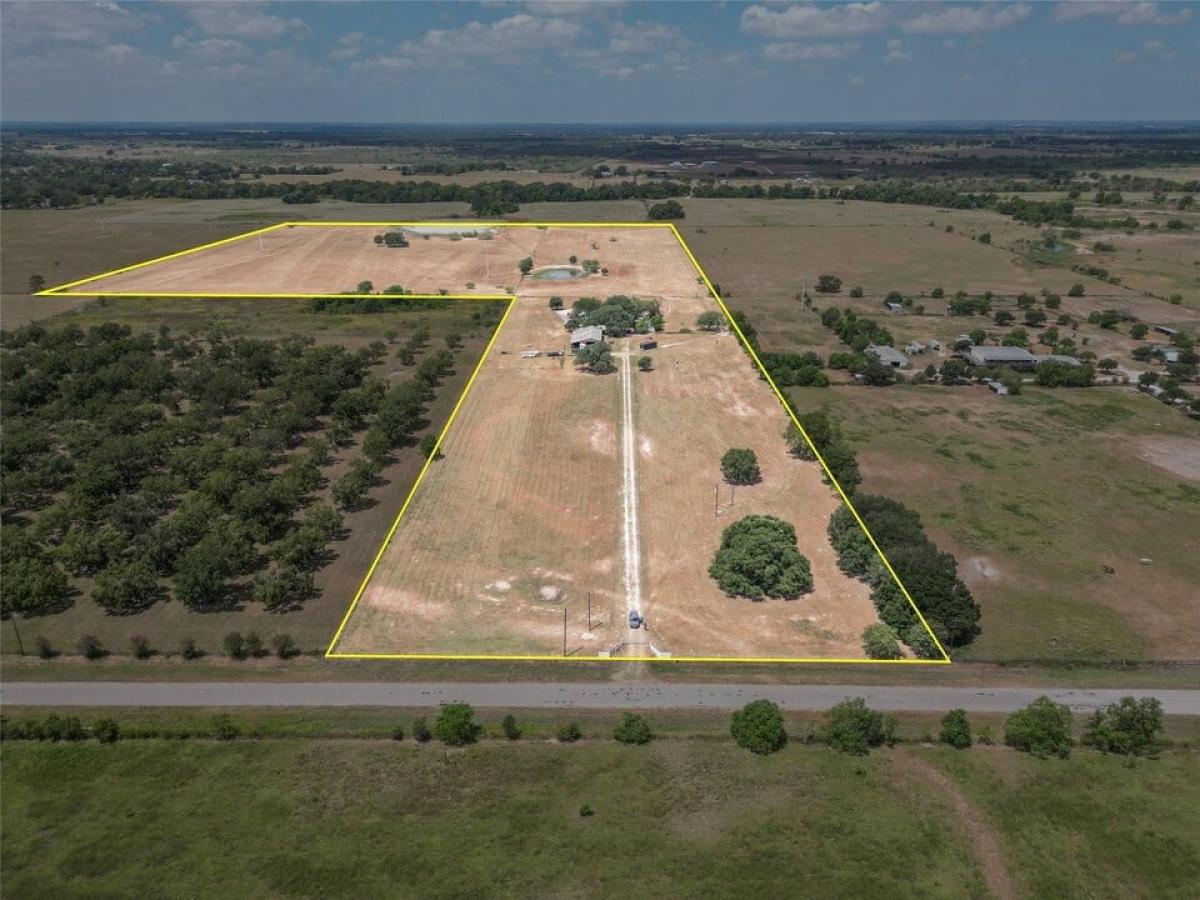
left=1034, top=354, right=1082, bottom=367
left=905, top=341, right=926, bottom=354
left=961, top=346, right=1037, bottom=370
left=639, top=339, right=658, bottom=350
left=570, top=325, right=605, bottom=350
left=867, top=345, right=908, bottom=368
left=986, top=380, right=1010, bottom=396
left=1155, top=325, right=1179, bottom=337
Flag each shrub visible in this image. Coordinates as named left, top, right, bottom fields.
left=613, top=712, right=653, bottom=745
left=35, top=636, right=56, bottom=659
left=211, top=713, right=240, bottom=741
left=822, top=698, right=885, bottom=755
left=43, top=714, right=87, bottom=742
left=730, top=699, right=787, bottom=755
left=709, top=515, right=813, bottom=600
left=579, top=803, right=595, bottom=817
left=243, top=631, right=264, bottom=658
left=412, top=717, right=432, bottom=743
left=223, top=632, right=247, bottom=660
left=557, top=721, right=582, bottom=743
left=179, top=637, right=202, bottom=660
left=391, top=725, right=405, bottom=741
left=939, top=709, right=972, bottom=749
left=434, top=703, right=482, bottom=746
left=1068, top=283, right=1085, bottom=297
left=93, top=718, right=121, bottom=743
left=977, top=725, right=995, bottom=746
left=77, top=635, right=107, bottom=660
left=502, top=714, right=522, bottom=740
left=861, top=623, right=902, bottom=659
left=849, top=286, right=864, bottom=298
left=1004, top=696, right=1072, bottom=758
left=815, top=274, right=842, bottom=294
left=720, top=448, right=761, bottom=486
left=637, top=355, right=653, bottom=372
left=129, top=634, right=153, bottom=660
left=1083, top=696, right=1163, bottom=757
left=978, top=232, right=991, bottom=244
left=271, top=634, right=299, bottom=659
left=647, top=200, right=684, bottom=220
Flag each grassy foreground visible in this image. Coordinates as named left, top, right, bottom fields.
left=3, top=730, right=1197, bottom=899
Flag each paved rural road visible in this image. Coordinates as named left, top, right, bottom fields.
left=4, top=682, right=1199, bottom=715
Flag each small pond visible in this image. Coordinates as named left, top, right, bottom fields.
left=532, top=266, right=585, bottom=281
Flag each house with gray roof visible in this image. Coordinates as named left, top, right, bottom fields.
left=961, top=345, right=1037, bottom=369
left=866, top=344, right=908, bottom=368
left=570, top=325, right=605, bottom=350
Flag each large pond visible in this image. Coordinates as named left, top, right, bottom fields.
left=532, top=266, right=585, bottom=281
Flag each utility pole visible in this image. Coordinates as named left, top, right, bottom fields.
left=587, top=591, right=592, bottom=632
left=562, top=607, right=567, bottom=656
left=11, top=613, right=25, bottom=656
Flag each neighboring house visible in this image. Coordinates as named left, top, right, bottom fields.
left=1162, top=349, right=1181, bottom=364
left=905, top=341, right=926, bottom=354
left=961, top=346, right=1038, bottom=369
left=867, top=344, right=908, bottom=368
left=570, top=325, right=605, bottom=350
left=986, top=380, right=1009, bottom=396
left=639, top=339, right=658, bottom=350
left=886, top=302, right=904, bottom=314
left=1155, top=325, right=1179, bottom=337
left=926, top=339, right=942, bottom=351
left=1033, top=354, right=1082, bottom=367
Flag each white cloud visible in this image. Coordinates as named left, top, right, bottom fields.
left=885, top=37, right=912, bottom=63
left=96, top=43, right=138, bottom=66
left=1, top=1, right=148, bottom=45
left=608, top=21, right=686, bottom=54
left=354, top=14, right=581, bottom=72
left=741, top=2, right=887, bottom=38
left=1115, top=50, right=1139, bottom=63
left=1052, top=2, right=1192, bottom=26
left=763, top=40, right=860, bottom=61
left=850, top=74, right=867, bottom=86
left=183, top=2, right=311, bottom=40
left=172, top=35, right=250, bottom=60
left=902, top=3, right=1031, bottom=35
left=330, top=32, right=365, bottom=60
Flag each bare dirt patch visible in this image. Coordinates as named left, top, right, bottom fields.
left=1132, top=435, right=1200, bottom=482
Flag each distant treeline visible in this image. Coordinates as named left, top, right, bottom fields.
left=2, top=152, right=1190, bottom=229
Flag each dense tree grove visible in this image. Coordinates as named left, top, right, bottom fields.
left=709, top=515, right=813, bottom=600
left=566, top=295, right=662, bottom=337
left=0, top=319, right=455, bottom=620
left=828, top=495, right=980, bottom=653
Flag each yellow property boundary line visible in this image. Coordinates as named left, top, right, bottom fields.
left=41, top=220, right=950, bottom=665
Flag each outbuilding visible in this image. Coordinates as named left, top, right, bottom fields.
left=962, top=345, right=1037, bottom=370
left=570, top=325, right=605, bottom=350
left=867, top=344, right=908, bottom=368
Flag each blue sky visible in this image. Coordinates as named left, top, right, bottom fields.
left=2, top=1, right=1197, bottom=122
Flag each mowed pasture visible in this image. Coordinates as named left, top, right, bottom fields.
left=637, top=331, right=879, bottom=659
left=334, top=294, right=627, bottom=657
left=333, top=224, right=893, bottom=659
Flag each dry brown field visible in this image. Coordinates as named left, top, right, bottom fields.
left=210, top=224, right=897, bottom=660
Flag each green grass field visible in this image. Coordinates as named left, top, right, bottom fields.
left=3, top=723, right=1197, bottom=899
